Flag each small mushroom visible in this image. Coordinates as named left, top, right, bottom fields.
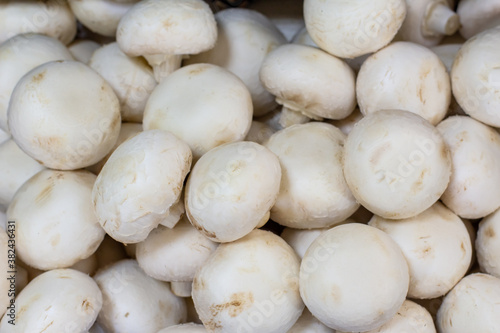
left=287, top=308, right=334, bottom=333
left=457, top=0, right=500, bottom=39
left=244, top=121, right=276, bottom=145
left=280, top=227, right=328, bottom=259
left=171, top=281, right=193, bottom=298
left=476, top=208, right=500, bottom=278
left=158, top=323, right=206, bottom=333
left=68, top=39, right=101, bottom=64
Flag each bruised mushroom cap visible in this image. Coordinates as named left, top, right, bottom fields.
left=357, top=42, right=451, bottom=125
left=457, top=0, right=500, bottom=39
left=185, top=141, right=281, bottom=242
left=299, top=223, right=409, bottom=332
left=437, top=273, right=500, bottom=332
left=303, top=0, right=407, bottom=59
left=343, top=109, right=451, bottom=219
left=451, top=26, right=500, bottom=127
left=476, top=208, right=500, bottom=278
left=0, top=268, right=102, bottom=332
left=92, top=130, right=192, bottom=244
left=68, top=40, right=101, bottom=64
left=158, top=323, right=206, bottom=332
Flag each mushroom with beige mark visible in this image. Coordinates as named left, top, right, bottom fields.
left=457, top=0, right=500, bottom=39
left=476, top=208, right=500, bottom=278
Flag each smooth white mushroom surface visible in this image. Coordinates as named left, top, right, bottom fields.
left=437, top=273, right=500, bottom=333
left=457, top=0, right=500, bottom=39
left=95, top=259, right=187, bottom=333
left=92, top=130, right=192, bottom=244
left=343, top=110, right=451, bottom=219
left=300, top=223, right=409, bottom=332
left=265, top=122, right=359, bottom=229
left=245, top=121, right=276, bottom=145
left=329, top=108, right=364, bottom=136
left=287, top=308, right=334, bottom=333
left=476, top=208, right=500, bottom=278
left=0, top=269, right=102, bottom=332
left=303, top=0, right=407, bottom=59
left=280, top=227, right=327, bottom=259
left=7, top=169, right=105, bottom=270
left=0, top=128, right=9, bottom=145
left=68, top=39, right=101, bottom=64
left=291, top=26, right=318, bottom=48
left=357, top=42, right=451, bottom=125
left=185, top=141, right=281, bottom=242
left=8, top=60, right=121, bottom=170
left=192, top=229, right=304, bottom=332
left=158, top=323, right=207, bottom=332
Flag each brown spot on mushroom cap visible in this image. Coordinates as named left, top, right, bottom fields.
left=40, top=320, right=54, bottom=332
left=485, top=226, right=496, bottom=238
left=210, top=292, right=254, bottom=318
left=36, top=183, right=54, bottom=204
left=50, top=234, right=60, bottom=246
left=330, top=284, right=342, bottom=302
left=32, top=70, right=47, bottom=84
left=124, top=312, right=129, bottom=318
left=440, top=143, right=450, bottom=160
left=34, top=136, right=63, bottom=151
left=188, top=64, right=210, bottom=76
left=81, top=299, right=93, bottom=313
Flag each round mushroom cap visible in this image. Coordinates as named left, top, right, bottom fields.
left=287, top=308, right=334, bottom=333
left=437, top=273, right=500, bottom=332
left=260, top=44, right=356, bottom=120
left=143, top=63, right=252, bottom=161
left=451, top=26, right=500, bottom=127
left=477, top=208, right=500, bottom=278
left=281, top=227, right=327, bottom=259
left=303, top=0, right=407, bottom=59
left=7, top=169, right=105, bottom=270
left=458, top=0, right=500, bottom=39
left=117, top=0, right=217, bottom=57
left=357, top=42, right=451, bottom=125
left=68, top=39, right=101, bottom=64
left=92, top=130, right=192, bottom=244
left=343, top=109, right=451, bottom=219
left=8, top=60, right=121, bottom=170
left=158, top=323, right=206, bottom=332
left=0, top=269, right=102, bottom=332
left=299, top=223, right=409, bottom=332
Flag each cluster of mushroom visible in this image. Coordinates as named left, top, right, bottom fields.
left=1, top=0, right=500, bottom=332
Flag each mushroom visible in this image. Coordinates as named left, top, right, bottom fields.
left=259, top=44, right=356, bottom=124
left=437, top=273, right=500, bottom=332
left=299, top=223, right=409, bottom=332
left=291, top=26, right=318, bottom=48
left=328, top=108, right=364, bottom=136
left=265, top=122, right=359, bottom=228
left=412, top=297, right=444, bottom=323
left=116, top=0, right=217, bottom=83
left=369, top=202, right=472, bottom=299
left=280, top=227, right=328, bottom=259
left=451, top=26, right=500, bottom=127
left=89, top=42, right=157, bottom=123
left=8, top=60, right=121, bottom=170
left=248, top=0, right=304, bottom=41
left=68, top=39, right=101, bottom=64
left=244, top=121, right=276, bottom=145
left=0, top=269, right=102, bottom=332
left=92, top=130, right=192, bottom=244
left=192, top=229, right=304, bottom=332
left=7, top=169, right=105, bottom=270
left=437, top=116, right=500, bottom=219
left=457, top=0, right=500, bottom=39
left=0, top=128, right=9, bottom=145
left=476, top=208, right=500, bottom=278
left=303, top=0, right=407, bottom=59
left=430, top=43, right=462, bottom=72
left=158, top=323, right=206, bottom=333
left=185, top=141, right=281, bottom=242
left=94, top=259, right=187, bottom=333
left=143, top=64, right=252, bottom=161
left=184, top=8, right=287, bottom=116
left=0, top=230, right=9, bottom=318
left=287, top=308, right=334, bottom=333
left=171, top=281, right=193, bottom=298
left=0, top=210, right=5, bottom=230
left=0, top=33, right=74, bottom=132
left=0, top=0, right=77, bottom=45
left=343, top=109, right=451, bottom=219
left=357, top=42, right=451, bottom=125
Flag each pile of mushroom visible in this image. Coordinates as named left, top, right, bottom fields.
left=1, top=0, right=500, bottom=332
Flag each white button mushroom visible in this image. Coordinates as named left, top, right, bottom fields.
left=94, top=259, right=187, bottom=333
left=280, top=227, right=328, bottom=259
left=245, top=121, right=276, bottom=145
left=287, top=308, right=334, bottom=333
left=299, top=223, right=409, bottom=332
left=328, top=108, right=365, bottom=136
left=476, top=208, right=500, bottom=278
left=158, top=323, right=206, bottom=333
left=357, top=42, right=451, bottom=125
left=68, top=40, right=101, bottom=64
left=303, top=0, right=407, bottom=59
left=291, top=26, right=318, bottom=48
left=0, top=268, right=102, bottom=332
left=92, top=130, right=192, bottom=244
left=143, top=64, right=252, bottom=161
left=343, top=109, right=451, bottom=219
left=116, top=0, right=217, bottom=83
left=437, top=273, right=500, bottom=333
left=457, top=0, right=500, bottom=39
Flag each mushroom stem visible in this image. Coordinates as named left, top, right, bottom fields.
left=424, top=3, right=460, bottom=36
left=279, top=106, right=311, bottom=128
left=144, top=54, right=183, bottom=83
left=171, top=281, right=192, bottom=298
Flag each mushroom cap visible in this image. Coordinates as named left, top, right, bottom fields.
left=185, top=141, right=281, bottom=242
left=299, top=223, right=409, bottom=332
left=476, top=208, right=500, bottom=278
left=117, top=0, right=217, bottom=57
left=244, top=121, right=276, bottom=145
left=192, top=229, right=304, bottom=332
left=369, top=202, right=472, bottom=299
left=7, top=169, right=105, bottom=270
left=143, top=63, right=252, bottom=161
left=68, top=40, right=101, bottom=64
left=0, top=269, right=102, bottom=332
left=265, top=122, right=359, bottom=228
left=451, top=26, right=500, bottom=127
left=287, top=308, right=334, bottom=333
left=260, top=44, right=356, bottom=120
left=8, top=60, right=121, bottom=170
left=343, top=109, right=451, bottom=219
left=458, top=0, right=500, bottom=39
left=303, top=0, right=407, bottom=58
left=437, top=273, right=500, bottom=332
left=357, top=42, right=451, bottom=125
left=280, top=227, right=327, bottom=259
left=158, top=323, right=206, bottom=332
left=437, top=116, right=500, bottom=219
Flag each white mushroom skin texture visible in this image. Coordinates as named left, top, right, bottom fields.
left=437, top=116, right=500, bottom=219
left=343, top=109, right=451, bottom=219
left=299, top=223, right=409, bottom=332
left=280, top=227, right=327, bottom=259
left=437, top=273, right=500, bottom=333
left=303, top=0, right=407, bottom=59
left=192, top=229, right=304, bottom=333
left=451, top=26, right=500, bottom=127
left=357, top=42, right=451, bottom=125
left=8, top=60, right=121, bottom=170
left=92, top=130, right=192, bottom=244
left=476, top=208, right=500, bottom=278
left=0, top=269, right=102, bottom=333
left=287, top=308, right=334, bottom=333
left=158, top=323, right=206, bottom=333
left=457, top=0, right=500, bottom=39
left=185, top=141, right=281, bottom=242
left=68, top=39, right=101, bottom=64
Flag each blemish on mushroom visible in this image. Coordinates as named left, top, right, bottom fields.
left=32, top=70, right=47, bottom=84
left=39, top=320, right=54, bottom=332
left=210, top=292, right=254, bottom=318
left=485, top=227, right=496, bottom=238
